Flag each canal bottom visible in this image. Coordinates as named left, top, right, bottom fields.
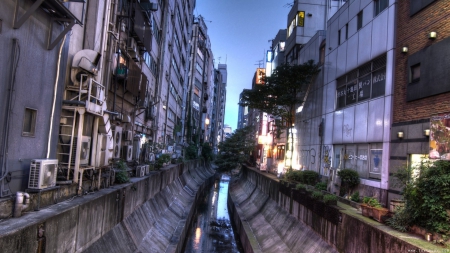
left=184, top=174, right=243, bottom=253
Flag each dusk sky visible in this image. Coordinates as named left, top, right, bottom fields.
left=194, top=0, right=290, bottom=131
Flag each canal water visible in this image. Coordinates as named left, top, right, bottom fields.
left=184, top=174, right=243, bottom=253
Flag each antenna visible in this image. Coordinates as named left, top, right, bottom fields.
left=284, top=2, right=294, bottom=8
left=218, top=56, right=221, bottom=64
left=255, top=60, right=263, bottom=68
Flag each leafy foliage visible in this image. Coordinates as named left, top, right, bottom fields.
left=323, top=194, right=338, bottom=204
left=295, top=183, right=306, bottom=190
left=386, top=206, right=411, bottom=232
left=285, top=170, right=320, bottom=185
left=215, top=126, right=256, bottom=172
left=115, top=160, right=129, bottom=184
left=155, top=154, right=171, bottom=169
left=315, top=182, right=327, bottom=191
left=401, top=160, right=450, bottom=234
left=239, top=61, right=320, bottom=168
left=184, top=144, right=198, bottom=160
left=362, top=197, right=382, bottom=208
left=312, top=191, right=324, bottom=200
left=350, top=191, right=360, bottom=203
left=337, top=169, right=360, bottom=196
left=201, top=142, right=214, bottom=162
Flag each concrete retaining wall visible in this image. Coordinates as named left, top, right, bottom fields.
left=0, top=160, right=215, bottom=253
left=228, top=166, right=434, bottom=253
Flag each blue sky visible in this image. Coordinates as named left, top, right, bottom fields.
left=194, top=0, right=290, bottom=131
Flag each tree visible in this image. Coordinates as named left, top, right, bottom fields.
left=239, top=61, right=320, bottom=168
left=215, top=126, right=256, bottom=172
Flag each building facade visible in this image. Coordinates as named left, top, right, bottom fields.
left=389, top=0, right=450, bottom=202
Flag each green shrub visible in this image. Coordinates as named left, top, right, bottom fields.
left=312, top=191, right=323, bottom=200
left=315, top=182, right=327, bottom=191
left=323, top=194, right=338, bottom=204
left=114, top=160, right=129, bottom=184
left=402, top=160, right=450, bottom=234
left=386, top=206, right=411, bottom=232
left=337, top=169, right=360, bottom=196
left=185, top=144, right=198, bottom=160
left=155, top=154, right=171, bottom=169
left=363, top=197, right=381, bottom=208
left=296, top=183, right=306, bottom=190
left=285, top=170, right=319, bottom=185
left=350, top=191, right=360, bottom=202
left=201, top=142, right=214, bottom=161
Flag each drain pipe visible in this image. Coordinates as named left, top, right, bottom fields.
left=14, top=192, right=30, bottom=217
left=46, top=35, right=67, bottom=158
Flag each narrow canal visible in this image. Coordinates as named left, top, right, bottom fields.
left=184, top=174, right=243, bottom=253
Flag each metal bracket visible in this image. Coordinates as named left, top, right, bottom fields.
left=47, top=18, right=75, bottom=50
left=13, top=0, right=45, bottom=29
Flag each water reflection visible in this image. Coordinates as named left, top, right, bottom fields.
left=185, top=174, right=242, bottom=253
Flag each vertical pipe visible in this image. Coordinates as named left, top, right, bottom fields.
left=47, top=35, right=67, bottom=159
left=0, top=39, right=19, bottom=182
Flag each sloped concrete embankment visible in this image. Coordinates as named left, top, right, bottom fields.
left=229, top=166, right=432, bottom=253
left=228, top=169, right=338, bottom=253
left=0, top=160, right=215, bottom=253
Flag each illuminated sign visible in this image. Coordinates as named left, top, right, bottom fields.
left=266, top=50, right=273, bottom=62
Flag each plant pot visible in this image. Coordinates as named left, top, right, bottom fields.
left=389, top=199, right=405, bottom=213
left=361, top=204, right=373, bottom=218
left=372, top=207, right=389, bottom=222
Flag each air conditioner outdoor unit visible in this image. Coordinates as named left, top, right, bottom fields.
left=124, top=130, right=133, bottom=141
left=136, top=165, right=145, bottom=177
left=144, top=165, right=150, bottom=175
left=113, top=126, right=122, bottom=159
left=28, top=159, right=58, bottom=190
left=167, top=146, right=174, bottom=153
left=71, top=136, right=91, bottom=165
left=123, top=145, right=133, bottom=162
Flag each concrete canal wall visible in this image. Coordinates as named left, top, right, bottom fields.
left=0, top=160, right=215, bottom=253
left=228, top=166, right=433, bottom=253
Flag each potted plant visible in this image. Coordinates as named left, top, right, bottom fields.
left=361, top=197, right=375, bottom=218
left=312, top=191, right=324, bottom=200
left=324, top=194, right=338, bottom=205
left=365, top=197, right=388, bottom=222
left=295, top=183, right=307, bottom=194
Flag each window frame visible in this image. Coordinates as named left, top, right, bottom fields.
left=410, top=63, right=421, bottom=83
left=374, top=0, right=388, bottom=16
left=357, top=11, right=363, bottom=30
left=22, top=107, right=37, bottom=137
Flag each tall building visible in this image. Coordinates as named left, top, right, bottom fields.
left=237, top=90, right=250, bottom=130
left=0, top=0, right=200, bottom=198
left=210, top=64, right=227, bottom=153
left=295, top=0, right=396, bottom=202
left=185, top=15, right=214, bottom=150
left=390, top=0, right=450, bottom=202
left=0, top=0, right=84, bottom=197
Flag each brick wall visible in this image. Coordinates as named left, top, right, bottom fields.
left=393, top=0, right=450, bottom=123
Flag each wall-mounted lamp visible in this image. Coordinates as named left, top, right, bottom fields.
left=307, top=13, right=312, bottom=17
left=424, top=129, right=430, bottom=137
left=429, top=31, right=437, bottom=39
left=401, top=47, right=408, bottom=53
left=397, top=131, right=404, bottom=139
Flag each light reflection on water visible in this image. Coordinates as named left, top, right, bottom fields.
left=185, top=174, right=242, bottom=253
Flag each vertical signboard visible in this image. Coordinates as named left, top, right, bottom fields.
left=430, top=114, right=450, bottom=160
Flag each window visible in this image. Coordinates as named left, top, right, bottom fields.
left=277, top=145, right=285, bottom=160
left=374, top=0, right=388, bottom=16
left=22, top=108, right=37, bottom=137
left=168, top=109, right=175, bottom=121
left=287, top=11, right=305, bottom=37
left=357, top=11, right=363, bottom=30
left=334, top=143, right=382, bottom=180
left=345, top=23, right=349, bottom=40
left=319, top=43, right=326, bottom=65
left=336, top=54, right=386, bottom=109
left=410, top=64, right=420, bottom=83
left=338, top=29, right=341, bottom=45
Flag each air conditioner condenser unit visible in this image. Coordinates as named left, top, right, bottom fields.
left=28, top=159, right=58, bottom=189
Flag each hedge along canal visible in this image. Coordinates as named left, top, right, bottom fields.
left=184, top=174, right=243, bottom=253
